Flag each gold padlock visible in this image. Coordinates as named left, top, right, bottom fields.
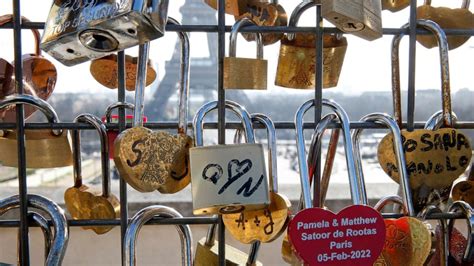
left=224, top=18, right=267, bottom=90
left=382, top=0, right=410, bottom=12
left=417, top=0, right=474, bottom=50
left=0, top=95, right=72, bottom=168
left=236, top=0, right=288, bottom=45
left=275, top=1, right=347, bottom=89
left=64, top=114, right=120, bottom=235
left=204, top=0, right=250, bottom=16
left=321, top=0, right=383, bottom=41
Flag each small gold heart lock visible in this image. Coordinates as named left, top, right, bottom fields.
left=224, top=18, right=268, bottom=90
left=114, top=18, right=193, bottom=193
left=378, top=20, right=472, bottom=213
left=64, top=113, right=120, bottom=235
left=417, top=0, right=474, bottom=50
left=0, top=14, right=57, bottom=122
left=275, top=1, right=347, bottom=89
left=381, top=0, right=410, bottom=12
left=204, top=0, right=250, bottom=16
left=223, top=113, right=291, bottom=244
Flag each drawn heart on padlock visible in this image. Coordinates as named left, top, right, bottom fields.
left=114, top=127, right=193, bottom=193
left=378, top=217, right=432, bottom=266
left=288, top=205, right=385, bottom=265
left=228, top=159, right=252, bottom=178
left=378, top=128, right=472, bottom=189
left=64, top=186, right=119, bottom=234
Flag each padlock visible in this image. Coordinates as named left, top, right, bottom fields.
left=90, top=54, right=156, bottom=90
left=275, top=1, right=347, bottom=89
left=0, top=95, right=73, bottom=168
left=0, top=194, right=69, bottom=266
left=288, top=99, right=386, bottom=265
left=64, top=113, right=120, bottom=234
left=191, top=100, right=270, bottom=215
left=447, top=201, right=474, bottom=264
left=321, top=0, right=383, bottom=41
left=224, top=18, right=267, bottom=90
left=114, top=18, right=193, bottom=194
left=40, top=0, right=169, bottom=66
left=0, top=15, right=57, bottom=122
left=236, top=0, right=288, bottom=45
left=204, top=0, right=249, bottom=16
left=417, top=0, right=474, bottom=50
left=382, top=0, right=410, bottom=12
left=26, top=211, right=53, bottom=262
left=378, top=19, right=472, bottom=213
left=124, top=205, right=192, bottom=266
left=419, top=205, right=449, bottom=266
left=194, top=223, right=263, bottom=266
left=223, top=113, right=291, bottom=243
left=452, top=161, right=474, bottom=206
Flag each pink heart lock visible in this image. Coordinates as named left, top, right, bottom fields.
left=288, top=205, right=386, bottom=266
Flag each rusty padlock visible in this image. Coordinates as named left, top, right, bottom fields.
left=124, top=205, right=193, bottom=266
left=64, top=113, right=120, bottom=234
left=41, top=0, right=169, bottom=66
left=204, top=0, right=250, bottom=16
left=275, top=1, right=347, bottom=89
left=321, top=0, right=383, bottom=41
left=191, top=100, right=270, bottom=215
left=0, top=95, right=73, bottom=168
left=381, top=0, right=410, bottom=12
left=0, top=14, right=57, bottom=122
left=417, top=0, right=474, bottom=50
left=224, top=18, right=267, bottom=90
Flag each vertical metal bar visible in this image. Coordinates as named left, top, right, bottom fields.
left=12, top=0, right=29, bottom=264
left=217, top=0, right=226, bottom=265
left=117, top=51, right=128, bottom=266
left=406, top=0, right=417, bottom=131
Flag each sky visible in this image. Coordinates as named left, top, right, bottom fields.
left=0, top=0, right=472, bottom=96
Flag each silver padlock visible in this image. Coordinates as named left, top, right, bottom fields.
left=124, top=205, right=193, bottom=266
left=0, top=194, right=69, bottom=266
left=41, top=0, right=169, bottom=66
left=191, top=100, right=270, bottom=215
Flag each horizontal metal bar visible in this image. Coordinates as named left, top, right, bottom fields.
left=1, top=22, right=473, bottom=36
left=382, top=211, right=465, bottom=220
left=0, top=121, right=473, bottom=130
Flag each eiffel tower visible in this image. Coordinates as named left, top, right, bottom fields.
left=150, top=0, right=249, bottom=120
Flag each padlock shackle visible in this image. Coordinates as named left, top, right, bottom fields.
left=352, top=112, right=414, bottom=216
left=391, top=19, right=452, bottom=129
left=0, top=194, right=69, bottom=266
left=424, top=109, right=458, bottom=130
left=133, top=43, right=151, bottom=128
left=105, top=102, right=135, bottom=123
left=448, top=201, right=474, bottom=262
left=374, top=195, right=408, bottom=215
left=124, top=205, right=193, bottom=266
left=193, top=100, right=255, bottom=146
left=18, top=211, right=53, bottom=262
left=247, top=241, right=261, bottom=265
left=419, top=205, right=449, bottom=265
left=424, top=0, right=470, bottom=8
left=72, top=114, right=111, bottom=198
left=0, top=14, right=41, bottom=55
left=295, top=99, right=362, bottom=208
left=287, top=1, right=317, bottom=41
left=229, top=18, right=263, bottom=59
left=0, top=94, right=61, bottom=135
left=168, top=17, right=191, bottom=134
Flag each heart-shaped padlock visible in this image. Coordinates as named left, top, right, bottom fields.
left=381, top=0, right=410, bottom=12
left=114, top=18, right=193, bottom=193
left=223, top=113, right=290, bottom=243
left=377, top=20, right=472, bottom=213
left=417, top=0, right=474, bottom=50
left=64, top=114, right=120, bottom=234
left=0, top=14, right=57, bottom=122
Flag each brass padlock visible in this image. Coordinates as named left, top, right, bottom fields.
left=0, top=95, right=73, bottom=168
left=204, top=0, right=249, bottom=16
left=223, top=113, right=291, bottom=244
left=0, top=194, right=69, bottom=266
left=275, top=1, right=347, bottom=89
left=124, top=205, right=193, bottom=266
left=0, top=15, right=57, bottom=122
left=90, top=54, right=156, bottom=90
left=236, top=0, right=288, bottom=45
left=382, top=0, right=410, bottom=12
left=224, top=18, right=267, bottom=90
left=114, top=18, right=193, bottom=194
left=417, top=0, right=474, bottom=50
left=191, top=100, right=270, bottom=215
left=321, top=0, right=383, bottom=41
left=41, top=0, right=169, bottom=66
left=64, top=113, right=120, bottom=235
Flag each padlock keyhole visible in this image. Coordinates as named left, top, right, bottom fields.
left=79, top=29, right=119, bottom=52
